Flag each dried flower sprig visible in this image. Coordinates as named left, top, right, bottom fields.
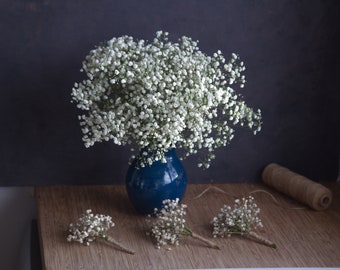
left=67, top=209, right=135, bottom=254
left=147, top=198, right=219, bottom=250
left=211, top=196, right=276, bottom=248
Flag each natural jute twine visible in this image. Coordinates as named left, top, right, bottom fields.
left=262, top=163, right=333, bottom=211
left=193, top=185, right=305, bottom=210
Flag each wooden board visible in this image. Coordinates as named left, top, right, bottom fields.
left=35, top=183, right=340, bottom=269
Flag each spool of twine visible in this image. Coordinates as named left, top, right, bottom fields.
left=262, top=163, right=333, bottom=211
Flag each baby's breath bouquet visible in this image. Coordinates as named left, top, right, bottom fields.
left=211, top=196, right=276, bottom=248
left=67, top=209, right=135, bottom=254
left=71, top=31, right=262, bottom=168
left=147, top=198, right=219, bottom=250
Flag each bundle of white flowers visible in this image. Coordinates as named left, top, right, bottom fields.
left=67, top=209, right=135, bottom=254
left=211, top=196, right=276, bottom=248
left=147, top=198, right=219, bottom=250
left=71, top=31, right=262, bottom=168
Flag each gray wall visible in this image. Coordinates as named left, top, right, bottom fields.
left=1, top=0, right=339, bottom=186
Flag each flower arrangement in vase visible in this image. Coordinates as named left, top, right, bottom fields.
left=71, top=31, right=262, bottom=214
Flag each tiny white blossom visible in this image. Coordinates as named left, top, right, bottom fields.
left=147, top=199, right=219, bottom=250
left=211, top=196, right=276, bottom=248
left=67, top=209, right=135, bottom=254
left=71, top=31, right=262, bottom=168
left=211, top=196, right=262, bottom=238
left=67, top=209, right=115, bottom=245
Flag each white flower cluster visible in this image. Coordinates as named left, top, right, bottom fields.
left=148, top=198, right=189, bottom=249
left=67, top=209, right=114, bottom=246
left=71, top=31, right=262, bottom=168
left=211, top=196, right=263, bottom=238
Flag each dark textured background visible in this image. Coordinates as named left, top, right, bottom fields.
left=0, top=0, right=339, bottom=186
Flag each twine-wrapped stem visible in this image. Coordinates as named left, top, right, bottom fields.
left=105, top=235, right=135, bottom=254
left=246, top=231, right=276, bottom=249
left=191, top=231, right=220, bottom=249
left=183, top=227, right=219, bottom=249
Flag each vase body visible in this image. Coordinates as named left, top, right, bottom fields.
left=125, top=149, right=187, bottom=214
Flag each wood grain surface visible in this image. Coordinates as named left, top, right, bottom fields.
left=35, top=183, right=340, bottom=269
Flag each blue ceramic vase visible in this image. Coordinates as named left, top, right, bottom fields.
left=125, top=149, right=187, bottom=215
